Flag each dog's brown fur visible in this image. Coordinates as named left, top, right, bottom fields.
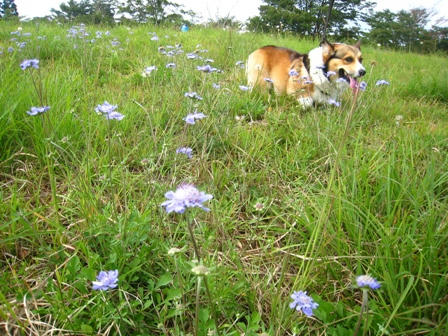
left=246, top=41, right=365, bottom=106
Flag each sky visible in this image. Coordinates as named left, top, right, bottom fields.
left=14, top=0, right=448, bottom=25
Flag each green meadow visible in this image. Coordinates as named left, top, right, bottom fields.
left=1, top=22, right=447, bottom=335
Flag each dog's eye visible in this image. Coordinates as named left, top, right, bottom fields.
left=359, top=57, right=363, bottom=63
left=345, top=57, right=354, bottom=63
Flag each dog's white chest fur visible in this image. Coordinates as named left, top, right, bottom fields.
left=308, top=46, right=349, bottom=105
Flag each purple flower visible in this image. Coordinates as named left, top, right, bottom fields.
left=264, top=77, right=274, bottom=83
left=235, top=60, right=245, bottom=69
left=183, top=111, right=207, bottom=125
left=359, top=81, right=367, bottom=91
left=150, top=35, right=159, bottom=41
left=239, top=85, right=250, bottom=91
left=20, top=59, right=39, bottom=70
left=95, top=101, right=124, bottom=120
left=184, top=92, right=203, bottom=100
left=212, top=83, right=221, bottom=89
left=187, top=52, right=198, bottom=60
left=289, top=291, right=319, bottom=317
left=376, top=80, right=390, bottom=86
left=356, top=275, right=381, bottom=290
left=161, top=184, right=213, bottom=213
left=326, top=70, right=337, bottom=78
left=328, top=98, right=341, bottom=107
left=106, top=111, right=125, bottom=120
left=176, top=147, right=193, bottom=158
left=166, top=62, right=176, bottom=68
left=197, top=64, right=218, bottom=73
left=337, top=78, right=348, bottom=84
left=142, top=65, right=157, bottom=77
left=289, top=69, right=299, bottom=77
left=92, top=270, right=118, bottom=291
left=27, top=106, right=50, bottom=116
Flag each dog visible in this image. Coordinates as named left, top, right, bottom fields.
left=246, top=40, right=366, bottom=107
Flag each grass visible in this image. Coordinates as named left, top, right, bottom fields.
left=1, top=21, right=448, bottom=335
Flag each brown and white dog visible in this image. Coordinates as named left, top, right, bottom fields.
left=246, top=40, right=366, bottom=107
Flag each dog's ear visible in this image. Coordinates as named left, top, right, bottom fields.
left=355, top=40, right=361, bottom=50
left=320, top=39, right=335, bottom=62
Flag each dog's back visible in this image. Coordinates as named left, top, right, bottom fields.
left=246, top=46, right=310, bottom=95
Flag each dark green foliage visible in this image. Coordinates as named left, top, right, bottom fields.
left=0, top=0, right=18, bottom=18
left=118, top=0, right=182, bottom=24
left=51, top=0, right=116, bottom=24
left=247, top=0, right=375, bottom=39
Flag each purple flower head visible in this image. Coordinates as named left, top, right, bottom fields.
left=326, top=70, right=337, bottom=78
left=235, top=60, right=245, bottom=69
left=161, top=184, right=213, bottom=214
left=328, top=98, right=341, bottom=107
left=239, top=85, right=250, bottom=91
left=176, top=147, right=193, bottom=158
left=337, top=77, right=349, bottom=84
left=95, top=101, right=124, bottom=120
left=92, top=270, right=118, bottom=291
left=212, top=83, right=221, bottom=89
left=184, top=92, right=203, bottom=100
left=376, top=79, right=390, bottom=86
left=289, top=69, right=299, bottom=77
left=359, top=81, right=367, bottom=91
left=289, top=291, right=319, bottom=317
left=142, top=65, right=157, bottom=77
left=95, top=101, right=117, bottom=114
left=106, top=111, right=125, bottom=120
left=20, top=59, right=39, bottom=70
left=183, top=111, right=207, bottom=125
left=356, top=275, right=381, bottom=290
left=187, top=52, right=199, bottom=60
left=166, top=62, right=176, bottom=68
left=151, top=35, right=159, bottom=41
left=27, top=106, right=50, bottom=116
left=197, top=64, right=218, bottom=73
left=264, top=77, right=274, bottom=83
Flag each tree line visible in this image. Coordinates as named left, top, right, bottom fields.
left=1, top=0, right=447, bottom=53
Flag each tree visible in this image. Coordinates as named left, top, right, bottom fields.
left=118, top=0, right=180, bottom=24
left=247, top=0, right=375, bottom=39
left=365, top=8, right=435, bottom=52
left=0, top=0, right=19, bottom=18
left=91, top=0, right=116, bottom=24
left=51, top=0, right=92, bottom=21
left=51, top=0, right=117, bottom=23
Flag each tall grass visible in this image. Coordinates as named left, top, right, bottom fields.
left=1, top=22, right=447, bottom=335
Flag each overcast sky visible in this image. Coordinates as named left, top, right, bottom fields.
left=14, top=0, right=448, bottom=25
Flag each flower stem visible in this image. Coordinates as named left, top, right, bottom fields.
left=187, top=218, right=221, bottom=336
left=353, top=289, right=369, bottom=336
left=194, top=275, right=201, bottom=336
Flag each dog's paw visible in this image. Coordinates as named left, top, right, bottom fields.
left=298, top=97, right=314, bottom=108
left=310, top=70, right=328, bottom=86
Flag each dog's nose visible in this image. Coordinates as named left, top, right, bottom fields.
left=359, top=69, right=366, bottom=77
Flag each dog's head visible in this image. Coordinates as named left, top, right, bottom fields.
left=321, top=40, right=366, bottom=86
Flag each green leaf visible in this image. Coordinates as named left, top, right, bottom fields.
left=156, top=273, right=173, bottom=288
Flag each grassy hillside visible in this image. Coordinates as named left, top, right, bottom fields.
left=1, top=22, right=447, bottom=335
